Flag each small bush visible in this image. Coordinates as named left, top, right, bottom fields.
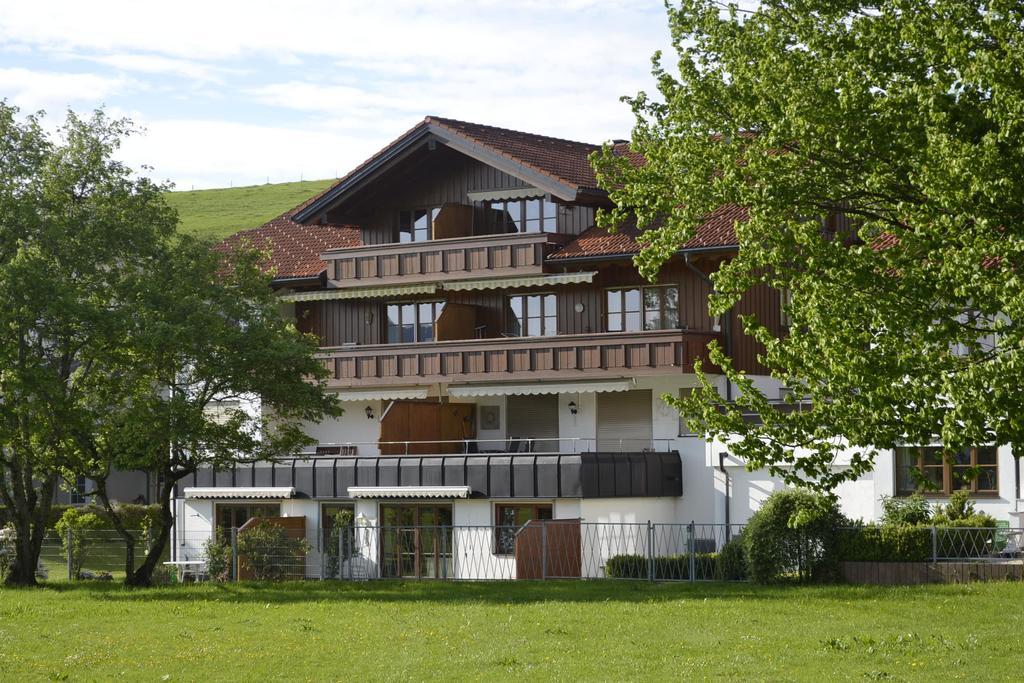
left=203, top=531, right=232, bottom=582
left=715, top=535, right=748, bottom=581
left=0, top=524, right=14, bottom=583
left=237, top=521, right=311, bottom=581
left=836, top=524, right=931, bottom=562
left=744, top=489, right=848, bottom=584
left=937, top=491, right=975, bottom=522
left=323, top=509, right=355, bottom=579
left=880, top=494, right=932, bottom=526
left=604, top=553, right=719, bottom=580
left=54, top=508, right=107, bottom=579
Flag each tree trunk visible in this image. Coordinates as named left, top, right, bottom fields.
left=3, top=474, right=56, bottom=588
left=94, top=484, right=136, bottom=584
left=123, top=477, right=176, bottom=587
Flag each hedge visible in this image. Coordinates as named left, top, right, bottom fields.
left=836, top=518, right=1000, bottom=563
left=0, top=503, right=162, bottom=531
left=605, top=552, right=746, bottom=581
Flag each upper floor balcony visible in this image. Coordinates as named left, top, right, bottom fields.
left=322, top=231, right=569, bottom=288
left=318, top=328, right=720, bottom=388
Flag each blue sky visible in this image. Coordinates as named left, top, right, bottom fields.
left=0, top=1, right=674, bottom=189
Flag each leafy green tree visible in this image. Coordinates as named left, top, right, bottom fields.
left=0, top=104, right=175, bottom=586
left=71, top=234, right=341, bottom=586
left=594, top=0, right=1024, bottom=490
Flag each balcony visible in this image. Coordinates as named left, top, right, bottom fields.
left=323, top=232, right=567, bottom=287
left=318, top=329, right=720, bottom=388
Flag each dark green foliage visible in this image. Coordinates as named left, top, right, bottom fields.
left=934, top=491, right=976, bottom=523
left=0, top=503, right=162, bottom=531
left=743, top=490, right=848, bottom=584
left=836, top=525, right=932, bottom=562
left=323, top=509, right=355, bottom=580
left=880, top=495, right=932, bottom=526
left=604, top=553, right=721, bottom=580
left=203, top=531, right=232, bottom=582
left=715, top=535, right=748, bottom=581
left=237, top=521, right=312, bottom=581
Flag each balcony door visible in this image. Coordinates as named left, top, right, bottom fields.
left=596, top=390, right=653, bottom=451
left=380, top=504, right=453, bottom=578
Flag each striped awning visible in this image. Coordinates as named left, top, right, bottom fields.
left=334, top=387, right=429, bottom=401
left=183, top=487, right=296, bottom=499
left=278, top=284, right=436, bottom=302
left=442, top=271, right=596, bottom=292
left=347, top=486, right=472, bottom=499
left=447, top=378, right=635, bottom=398
left=466, top=187, right=544, bottom=202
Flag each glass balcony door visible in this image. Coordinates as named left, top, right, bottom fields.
left=380, top=504, right=453, bottom=578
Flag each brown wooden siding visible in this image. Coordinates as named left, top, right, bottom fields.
left=324, top=145, right=595, bottom=245
left=730, top=282, right=785, bottom=375
left=301, top=257, right=720, bottom=348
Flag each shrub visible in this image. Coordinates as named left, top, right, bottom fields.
left=54, top=508, right=107, bottom=579
left=203, top=531, right=232, bottom=582
left=937, top=491, right=975, bottom=522
left=836, top=524, right=932, bottom=562
left=237, top=520, right=311, bottom=581
left=880, top=494, right=932, bottom=526
left=0, top=524, right=14, bottom=583
left=715, top=535, right=748, bottom=581
left=604, top=553, right=719, bottom=580
left=743, top=489, right=848, bottom=584
left=323, top=509, right=355, bottom=579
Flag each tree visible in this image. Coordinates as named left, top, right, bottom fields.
left=593, top=0, right=1024, bottom=491
left=72, top=234, right=341, bottom=586
left=0, top=104, right=175, bottom=585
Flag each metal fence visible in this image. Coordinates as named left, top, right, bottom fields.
left=22, top=523, right=1022, bottom=584
left=837, top=525, right=1024, bottom=563
left=166, top=522, right=747, bottom=583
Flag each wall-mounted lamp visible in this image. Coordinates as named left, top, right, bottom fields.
left=568, top=401, right=578, bottom=416
left=365, top=406, right=374, bottom=420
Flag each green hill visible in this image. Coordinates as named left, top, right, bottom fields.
left=166, top=179, right=336, bottom=241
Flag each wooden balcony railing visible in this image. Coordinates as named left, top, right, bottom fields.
left=322, top=232, right=566, bottom=287
left=318, top=329, right=721, bottom=387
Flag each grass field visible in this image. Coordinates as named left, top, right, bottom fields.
left=165, top=178, right=336, bottom=241
left=1, top=581, right=1021, bottom=681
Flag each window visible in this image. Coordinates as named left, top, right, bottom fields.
left=495, top=504, right=553, bottom=555
left=607, top=286, right=678, bottom=332
left=386, top=301, right=445, bottom=343
left=895, top=446, right=998, bottom=496
left=70, top=475, right=88, bottom=505
left=486, top=198, right=557, bottom=233
left=398, top=207, right=441, bottom=242
left=508, top=293, right=557, bottom=337
left=215, top=503, right=281, bottom=532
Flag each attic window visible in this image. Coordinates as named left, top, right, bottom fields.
left=486, top=197, right=557, bottom=234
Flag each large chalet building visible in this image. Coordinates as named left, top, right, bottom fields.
left=171, top=117, right=1021, bottom=578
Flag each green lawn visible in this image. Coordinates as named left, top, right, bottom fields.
left=165, top=179, right=336, bottom=241
left=0, top=581, right=1021, bottom=681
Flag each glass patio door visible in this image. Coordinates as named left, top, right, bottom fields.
left=380, top=505, right=452, bottom=578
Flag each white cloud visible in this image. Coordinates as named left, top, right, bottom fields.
left=0, top=1, right=673, bottom=187
left=0, top=67, right=131, bottom=112
left=117, top=118, right=385, bottom=190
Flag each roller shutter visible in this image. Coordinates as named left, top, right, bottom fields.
left=596, top=390, right=652, bottom=451
left=507, top=394, right=559, bottom=445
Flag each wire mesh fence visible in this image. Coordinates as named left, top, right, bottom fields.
left=35, top=529, right=168, bottom=581
left=20, top=522, right=1023, bottom=584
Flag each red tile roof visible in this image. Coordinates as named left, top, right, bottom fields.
left=427, top=116, right=605, bottom=191
left=549, top=204, right=747, bottom=260
left=214, top=210, right=361, bottom=281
